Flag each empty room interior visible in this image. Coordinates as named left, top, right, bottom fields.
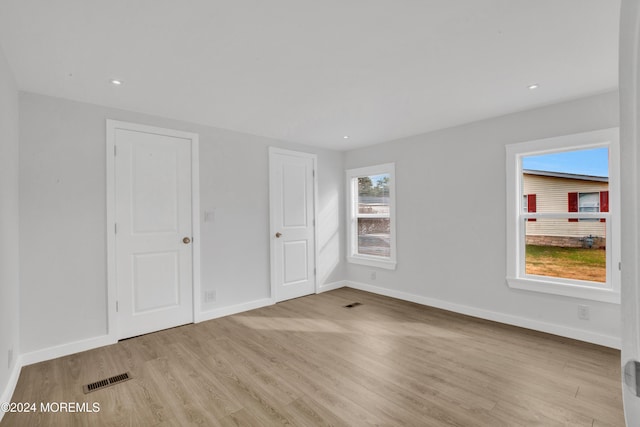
left=4, top=0, right=640, bottom=425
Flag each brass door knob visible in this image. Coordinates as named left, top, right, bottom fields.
left=183, top=237, right=191, bottom=244
left=275, top=232, right=282, bottom=238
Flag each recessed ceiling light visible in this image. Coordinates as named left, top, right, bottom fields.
left=528, top=84, right=539, bottom=90
left=343, top=135, right=349, bottom=139
left=110, top=79, right=123, bottom=86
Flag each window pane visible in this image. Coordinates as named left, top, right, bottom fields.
left=522, top=148, right=608, bottom=215
left=357, top=218, right=390, bottom=257
left=579, top=192, right=599, bottom=210
left=358, top=174, right=390, bottom=215
left=524, top=218, right=606, bottom=283
left=522, top=147, right=608, bottom=178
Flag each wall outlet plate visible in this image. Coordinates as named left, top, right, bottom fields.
left=578, top=305, right=590, bottom=320
left=204, top=290, right=216, bottom=302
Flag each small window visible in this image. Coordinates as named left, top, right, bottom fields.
left=579, top=192, right=600, bottom=213
left=346, top=163, right=396, bottom=269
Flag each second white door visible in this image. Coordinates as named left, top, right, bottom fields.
left=270, top=148, right=316, bottom=302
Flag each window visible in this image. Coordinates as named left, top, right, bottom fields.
left=346, top=163, right=396, bottom=269
left=579, top=192, right=600, bottom=213
left=506, top=128, right=620, bottom=303
left=575, top=191, right=609, bottom=222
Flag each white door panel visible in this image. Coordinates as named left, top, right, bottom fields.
left=270, top=149, right=316, bottom=302
left=113, top=126, right=194, bottom=339
left=130, top=141, right=180, bottom=233
left=282, top=163, right=309, bottom=227
left=132, top=251, right=179, bottom=312
left=283, top=240, right=308, bottom=284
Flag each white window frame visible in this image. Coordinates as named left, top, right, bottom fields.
left=505, top=128, right=620, bottom=304
left=346, top=163, right=397, bottom=270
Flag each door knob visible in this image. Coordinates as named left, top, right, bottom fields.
left=183, top=237, right=191, bottom=244
left=275, top=232, right=282, bottom=238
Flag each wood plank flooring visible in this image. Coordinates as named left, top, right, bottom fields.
left=1, top=288, right=625, bottom=426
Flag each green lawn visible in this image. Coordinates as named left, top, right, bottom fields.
left=525, top=244, right=606, bottom=283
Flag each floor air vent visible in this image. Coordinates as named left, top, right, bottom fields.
left=83, top=372, right=132, bottom=394
left=344, top=302, right=362, bottom=308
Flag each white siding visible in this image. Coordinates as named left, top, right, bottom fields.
left=523, top=174, right=608, bottom=238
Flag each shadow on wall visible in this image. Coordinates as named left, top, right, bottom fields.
left=317, top=193, right=341, bottom=285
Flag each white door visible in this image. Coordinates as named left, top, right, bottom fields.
left=112, top=123, right=195, bottom=339
left=621, top=0, right=640, bottom=423
left=269, top=148, right=316, bottom=302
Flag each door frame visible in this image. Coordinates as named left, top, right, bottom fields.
left=268, top=147, right=318, bottom=302
left=106, top=120, right=201, bottom=340
left=620, top=0, right=640, bottom=423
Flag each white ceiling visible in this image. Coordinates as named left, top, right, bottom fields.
left=0, top=0, right=620, bottom=150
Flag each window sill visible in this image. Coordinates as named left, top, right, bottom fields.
left=347, top=255, right=396, bottom=270
left=506, top=276, right=620, bottom=304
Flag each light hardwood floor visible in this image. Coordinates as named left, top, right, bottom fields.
left=2, top=288, right=624, bottom=426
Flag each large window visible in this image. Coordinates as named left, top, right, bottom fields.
left=506, top=128, right=620, bottom=303
left=346, top=163, right=396, bottom=269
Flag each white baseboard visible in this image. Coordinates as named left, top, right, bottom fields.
left=196, top=298, right=274, bottom=323
left=346, top=281, right=621, bottom=349
left=13, top=298, right=276, bottom=370
left=0, top=334, right=117, bottom=422
left=317, top=280, right=347, bottom=293
left=20, top=335, right=117, bottom=367
left=0, top=357, right=23, bottom=422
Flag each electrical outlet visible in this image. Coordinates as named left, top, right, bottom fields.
left=8, top=348, right=13, bottom=369
left=578, top=305, right=590, bottom=320
left=204, top=290, right=216, bottom=302
left=370, top=271, right=376, bottom=280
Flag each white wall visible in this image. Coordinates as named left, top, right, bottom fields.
left=0, top=46, right=20, bottom=399
left=19, top=92, right=344, bottom=354
left=344, top=91, right=621, bottom=347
